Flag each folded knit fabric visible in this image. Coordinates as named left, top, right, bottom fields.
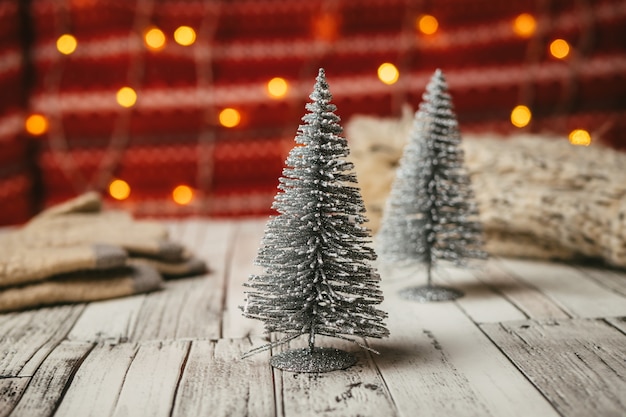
left=346, top=112, right=626, bottom=268
left=0, top=192, right=207, bottom=312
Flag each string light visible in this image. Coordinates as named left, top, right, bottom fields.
left=377, top=63, right=399, bottom=85
left=116, top=86, right=137, bottom=108
left=219, top=108, right=241, bottom=128
left=174, top=26, right=196, bottom=46
left=109, top=179, right=131, bottom=200
left=416, top=14, right=439, bottom=35
left=172, top=185, right=194, bottom=205
left=25, top=114, right=49, bottom=136
left=513, top=13, right=536, bottom=38
left=144, top=27, right=166, bottom=50
left=568, top=129, right=591, bottom=146
left=56, top=34, right=78, bottom=55
left=267, top=77, right=289, bottom=98
left=510, top=105, right=532, bottom=128
left=549, top=39, right=570, bottom=59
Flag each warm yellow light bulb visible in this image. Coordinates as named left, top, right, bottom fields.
left=116, top=87, right=137, bottom=108
left=511, top=105, right=532, bottom=128
left=109, top=179, right=131, bottom=200
left=549, top=39, right=570, bottom=59
left=513, top=13, right=536, bottom=38
left=568, top=129, right=591, bottom=146
left=56, top=34, right=78, bottom=55
left=174, top=26, right=196, bottom=46
left=172, top=185, right=194, bottom=205
left=416, top=14, right=439, bottom=35
left=25, top=114, right=49, bottom=136
left=144, top=27, right=166, bottom=50
left=377, top=63, right=399, bottom=85
left=219, top=108, right=241, bottom=128
left=267, top=77, right=289, bottom=98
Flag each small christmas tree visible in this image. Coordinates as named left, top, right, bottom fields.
left=378, top=69, right=487, bottom=302
left=242, top=68, right=389, bottom=372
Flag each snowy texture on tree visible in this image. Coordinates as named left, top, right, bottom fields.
left=242, top=68, right=388, bottom=371
left=378, top=69, right=487, bottom=287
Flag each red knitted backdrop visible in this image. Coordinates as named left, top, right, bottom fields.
left=1, top=0, right=625, bottom=224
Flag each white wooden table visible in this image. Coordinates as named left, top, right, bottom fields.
left=1, top=219, right=625, bottom=417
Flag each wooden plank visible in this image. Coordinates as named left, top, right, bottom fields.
left=222, top=219, right=267, bottom=339
left=129, top=220, right=235, bottom=342
left=479, top=259, right=571, bottom=320
left=172, top=337, right=275, bottom=417
left=481, top=318, right=626, bottom=417
left=111, top=340, right=190, bottom=417
left=498, top=258, right=626, bottom=318
left=274, top=335, right=398, bottom=417
left=435, top=264, right=527, bottom=323
left=0, top=305, right=84, bottom=377
left=9, top=341, right=94, bottom=417
left=67, top=296, right=144, bottom=344
left=0, top=377, right=30, bottom=417
left=605, top=316, right=626, bottom=335
left=54, top=343, right=138, bottom=417
left=575, top=264, right=626, bottom=297
left=374, top=278, right=560, bottom=417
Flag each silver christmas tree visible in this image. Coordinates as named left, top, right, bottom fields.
left=378, top=69, right=487, bottom=302
left=242, top=68, right=389, bottom=373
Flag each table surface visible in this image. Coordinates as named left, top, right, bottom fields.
left=1, top=219, right=625, bottom=417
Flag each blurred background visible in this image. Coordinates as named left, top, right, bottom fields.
left=1, top=0, right=625, bottom=226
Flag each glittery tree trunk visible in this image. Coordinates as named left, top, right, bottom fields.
left=242, top=68, right=389, bottom=372
left=378, top=69, right=487, bottom=302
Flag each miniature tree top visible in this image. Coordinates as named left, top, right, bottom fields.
left=242, top=68, right=388, bottom=371
left=378, top=69, right=487, bottom=288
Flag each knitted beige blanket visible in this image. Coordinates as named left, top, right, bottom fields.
left=346, top=111, right=626, bottom=268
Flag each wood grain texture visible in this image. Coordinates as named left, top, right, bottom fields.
left=67, top=296, right=144, bottom=344
left=0, top=377, right=29, bottom=417
left=0, top=305, right=84, bottom=377
left=274, top=336, right=397, bottom=417
left=8, top=341, right=93, bottom=417
left=54, top=343, right=139, bottom=417
left=172, top=338, right=274, bottom=417
left=576, top=264, right=626, bottom=297
left=479, top=259, right=571, bottom=320
left=1, top=219, right=625, bottom=417
left=375, top=278, right=560, bottom=417
left=130, top=220, right=235, bottom=342
left=481, top=318, right=626, bottom=417
left=222, top=220, right=266, bottom=339
left=111, top=340, right=190, bottom=417
left=498, top=258, right=626, bottom=318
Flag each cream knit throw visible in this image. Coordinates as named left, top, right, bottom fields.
left=346, top=111, right=626, bottom=268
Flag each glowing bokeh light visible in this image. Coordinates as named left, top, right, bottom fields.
left=550, top=39, right=570, bottom=59
left=116, top=87, right=137, bottom=108
left=267, top=77, right=289, bottom=98
left=109, top=179, right=131, bottom=200
left=219, top=108, right=241, bottom=128
left=144, top=27, right=166, bottom=50
left=416, top=14, right=439, bottom=35
left=513, top=13, right=536, bottom=38
left=511, top=105, right=532, bottom=128
left=56, top=34, right=78, bottom=55
left=568, top=129, right=591, bottom=146
left=172, top=185, right=194, bottom=205
left=377, top=63, right=400, bottom=85
left=174, top=26, right=196, bottom=46
left=25, top=114, right=49, bottom=136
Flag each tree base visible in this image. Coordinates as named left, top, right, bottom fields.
left=399, top=285, right=464, bottom=302
left=270, top=347, right=357, bottom=373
